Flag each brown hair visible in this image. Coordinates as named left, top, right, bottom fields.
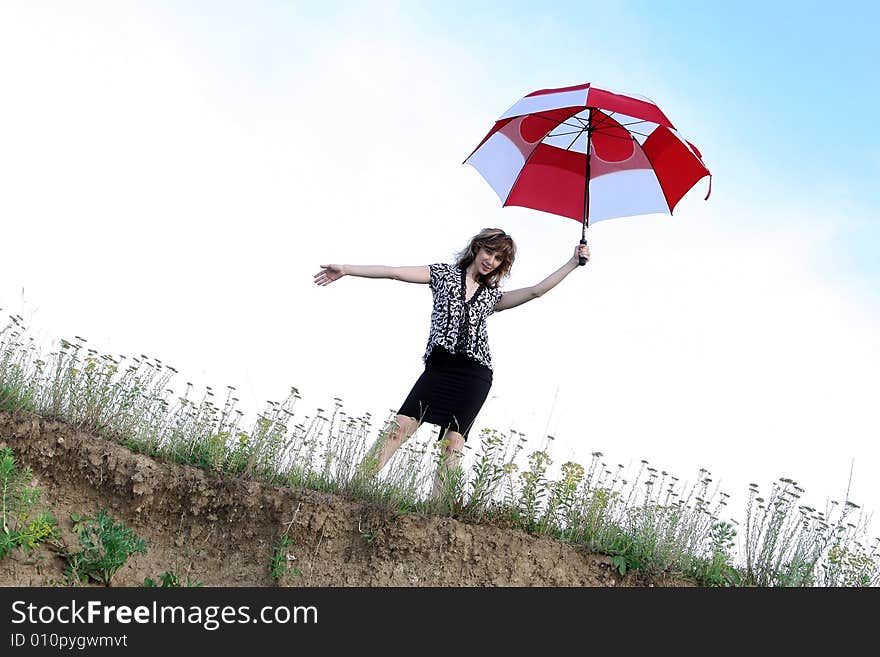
left=455, top=227, right=516, bottom=288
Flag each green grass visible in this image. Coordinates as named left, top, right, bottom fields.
left=270, top=532, right=302, bottom=583
left=61, top=511, right=147, bottom=586
left=0, top=446, right=59, bottom=557
left=144, top=569, right=203, bottom=587
left=1, top=311, right=878, bottom=586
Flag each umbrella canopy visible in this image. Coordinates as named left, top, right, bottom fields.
left=465, top=82, right=711, bottom=230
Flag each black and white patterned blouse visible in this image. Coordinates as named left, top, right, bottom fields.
left=423, top=263, right=505, bottom=371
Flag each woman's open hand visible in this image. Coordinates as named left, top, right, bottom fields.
left=313, top=264, right=346, bottom=286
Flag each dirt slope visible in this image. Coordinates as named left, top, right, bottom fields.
left=0, top=410, right=693, bottom=587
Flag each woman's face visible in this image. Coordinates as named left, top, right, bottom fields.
left=475, top=246, right=504, bottom=275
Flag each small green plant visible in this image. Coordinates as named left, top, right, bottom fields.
left=270, top=533, right=301, bottom=583
left=463, top=429, right=513, bottom=518
left=610, top=555, right=630, bottom=576
left=517, top=450, right=551, bottom=531
left=144, top=570, right=203, bottom=587
left=825, top=543, right=879, bottom=587
left=688, top=521, right=742, bottom=586
left=0, top=446, right=59, bottom=558
left=607, top=529, right=643, bottom=576
left=62, top=510, right=147, bottom=586
left=357, top=517, right=380, bottom=546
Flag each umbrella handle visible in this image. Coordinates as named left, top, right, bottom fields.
left=578, top=238, right=588, bottom=266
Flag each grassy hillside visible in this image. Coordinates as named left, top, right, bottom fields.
left=2, top=313, right=877, bottom=586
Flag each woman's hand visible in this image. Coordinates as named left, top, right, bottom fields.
left=313, top=264, right=346, bottom=286
left=571, top=243, right=590, bottom=266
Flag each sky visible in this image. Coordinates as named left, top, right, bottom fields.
left=1, top=0, right=878, bottom=534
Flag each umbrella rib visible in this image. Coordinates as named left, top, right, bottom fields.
left=589, top=111, right=617, bottom=129
left=591, top=112, right=651, bottom=134
left=516, top=112, right=585, bottom=130
left=505, top=106, right=652, bottom=152
left=545, top=121, right=648, bottom=146
left=548, top=119, right=586, bottom=131
left=592, top=128, right=648, bottom=140
left=593, top=111, right=652, bottom=137
left=501, top=107, right=582, bottom=205
left=511, top=108, right=649, bottom=134
left=547, top=128, right=586, bottom=138
left=591, top=111, right=645, bottom=136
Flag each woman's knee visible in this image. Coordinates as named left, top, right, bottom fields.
left=391, top=414, right=419, bottom=442
left=442, top=430, right=465, bottom=454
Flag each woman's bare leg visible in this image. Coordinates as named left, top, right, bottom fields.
left=360, top=414, right=420, bottom=476
left=432, top=429, right=466, bottom=499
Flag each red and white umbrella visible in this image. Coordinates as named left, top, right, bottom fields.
left=466, top=82, right=711, bottom=264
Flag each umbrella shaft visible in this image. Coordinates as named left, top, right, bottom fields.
left=582, top=107, right=593, bottom=233
left=579, top=107, right=592, bottom=266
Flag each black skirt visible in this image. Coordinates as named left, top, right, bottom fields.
left=397, top=346, right=493, bottom=440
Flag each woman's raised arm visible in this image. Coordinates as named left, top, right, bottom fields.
left=493, top=243, right=589, bottom=312
left=313, top=264, right=430, bottom=286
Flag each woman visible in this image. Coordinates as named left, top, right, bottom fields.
left=313, top=228, right=589, bottom=498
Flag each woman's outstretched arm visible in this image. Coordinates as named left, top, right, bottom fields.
left=313, top=264, right=430, bottom=286
left=493, top=243, right=589, bottom=312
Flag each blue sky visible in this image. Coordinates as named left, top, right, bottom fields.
left=154, top=0, right=880, bottom=209
left=1, top=1, right=878, bottom=526
left=288, top=0, right=880, bottom=282
left=416, top=0, right=880, bottom=280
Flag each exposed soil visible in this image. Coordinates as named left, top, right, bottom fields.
left=0, top=410, right=694, bottom=587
